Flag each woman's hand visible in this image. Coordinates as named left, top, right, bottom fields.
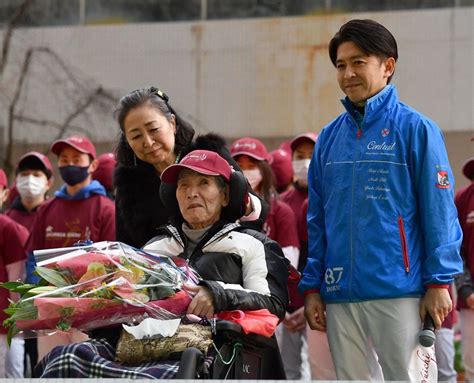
left=184, top=284, right=215, bottom=318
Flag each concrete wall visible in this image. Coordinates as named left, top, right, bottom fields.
left=1, top=7, right=473, bottom=187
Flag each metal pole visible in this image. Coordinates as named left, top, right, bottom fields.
left=325, top=0, right=331, bottom=12
left=201, top=0, right=207, bottom=20
left=79, top=0, right=85, bottom=25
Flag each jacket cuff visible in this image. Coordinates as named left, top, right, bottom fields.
left=425, top=284, right=450, bottom=289
left=304, top=289, right=320, bottom=296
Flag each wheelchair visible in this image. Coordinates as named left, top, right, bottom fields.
left=176, top=319, right=286, bottom=379
left=33, top=318, right=286, bottom=379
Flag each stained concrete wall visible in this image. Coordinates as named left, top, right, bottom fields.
left=1, top=7, right=472, bottom=187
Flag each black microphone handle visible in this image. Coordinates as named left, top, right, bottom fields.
left=418, top=313, right=436, bottom=347
left=423, top=313, right=435, bottom=332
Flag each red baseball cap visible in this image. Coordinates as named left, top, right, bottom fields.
left=269, top=149, right=293, bottom=190
left=161, top=150, right=232, bottom=184
left=51, top=135, right=97, bottom=159
left=290, top=132, right=318, bottom=152
left=0, top=169, right=7, bottom=188
left=92, top=153, right=117, bottom=190
left=17, top=151, right=53, bottom=173
left=462, top=157, right=474, bottom=180
left=230, top=137, right=271, bottom=162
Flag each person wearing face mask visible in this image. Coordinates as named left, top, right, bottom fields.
left=5, top=152, right=53, bottom=377
left=280, top=132, right=317, bottom=249
left=230, top=137, right=305, bottom=379
left=230, top=137, right=299, bottom=267
left=26, top=135, right=115, bottom=362
left=0, top=169, right=29, bottom=378
left=6, top=152, right=53, bottom=230
left=271, top=132, right=316, bottom=380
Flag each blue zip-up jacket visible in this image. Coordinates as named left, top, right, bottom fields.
left=299, top=85, right=463, bottom=303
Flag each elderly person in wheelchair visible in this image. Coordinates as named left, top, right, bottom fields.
left=35, top=149, right=289, bottom=379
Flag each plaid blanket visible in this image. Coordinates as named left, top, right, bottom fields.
left=34, top=338, right=180, bottom=379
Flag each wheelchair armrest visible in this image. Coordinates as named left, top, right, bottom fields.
left=215, top=319, right=243, bottom=334
left=214, top=319, right=276, bottom=348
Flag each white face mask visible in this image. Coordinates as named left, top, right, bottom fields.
left=292, top=159, right=311, bottom=182
left=243, top=169, right=263, bottom=191
left=16, top=175, right=47, bottom=199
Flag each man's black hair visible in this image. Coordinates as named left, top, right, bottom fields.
left=329, top=19, right=398, bottom=83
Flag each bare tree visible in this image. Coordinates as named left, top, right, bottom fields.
left=0, top=0, right=33, bottom=77
left=0, top=0, right=118, bottom=179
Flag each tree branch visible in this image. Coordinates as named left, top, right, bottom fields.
left=5, top=46, right=35, bottom=174
left=52, top=86, right=106, bottom=142
left=13, top=115, right=91, bottom=135
left=0, top=0, right=33, bottom=77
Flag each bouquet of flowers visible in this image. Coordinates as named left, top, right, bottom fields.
left=1, top=241, right=199, bottom=344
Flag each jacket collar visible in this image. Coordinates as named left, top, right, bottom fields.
left=165, top=221, right=240, bottom=250
left=341, top=84, right=398, bottom=125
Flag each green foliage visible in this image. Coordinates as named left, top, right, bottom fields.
left=35, top=266, right=72, bottom=287
left=454, top=338, right=464, bottom=373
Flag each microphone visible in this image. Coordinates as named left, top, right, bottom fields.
left=418, top=314, right=436, bottom=347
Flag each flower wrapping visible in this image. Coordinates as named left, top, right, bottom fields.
left=1, top=241, right=199, bottom=343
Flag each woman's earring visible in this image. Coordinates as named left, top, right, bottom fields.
left=133, top=154, right=138, bottom=167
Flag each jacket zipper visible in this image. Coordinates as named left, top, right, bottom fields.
left=397, top=216, right=410, bottom=273
left=349, top=116, right=362, bottom=299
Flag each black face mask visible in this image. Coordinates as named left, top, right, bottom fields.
left=59, top=166, right=90, bottom=186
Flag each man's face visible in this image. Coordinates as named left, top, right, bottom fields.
left=58, top=147, right=92, bottom=168
left=336, top=41, right=395, bottom=106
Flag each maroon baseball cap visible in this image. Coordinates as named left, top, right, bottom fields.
left=290, top=132, right=318, bottom=152
left=230, top=137, right=271, bottom=162
left=0, top=169, right=7, bottom=188
left=51, top=135, right=97, bottom=159
left=161, top=150, right=232, bottom=184
left=269, top=149, right=293, bottom=190
left=17, top=151, right=53, bottom=173
left=92, top=153, right=117, bottom=190
left=462, top=157, right=474, bottom=180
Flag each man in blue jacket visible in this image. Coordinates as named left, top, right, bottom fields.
left=299, top=19, right=463, bottom=380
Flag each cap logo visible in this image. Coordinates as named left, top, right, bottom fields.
left=235, top=142, right=257, bottom=150
left=185, top=153, right=208, bottom=162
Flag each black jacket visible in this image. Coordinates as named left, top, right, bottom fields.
left=115, top=134, right=267, bottom=248
left=115, top=162, right=171, bottom=248
left=144, top=221, right=289, bottom=320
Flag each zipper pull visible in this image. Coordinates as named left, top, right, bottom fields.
left=356, top=128, right=362, bottom=139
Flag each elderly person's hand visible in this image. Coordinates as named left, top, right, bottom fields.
left=184, top=283, right=215, bottom=318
